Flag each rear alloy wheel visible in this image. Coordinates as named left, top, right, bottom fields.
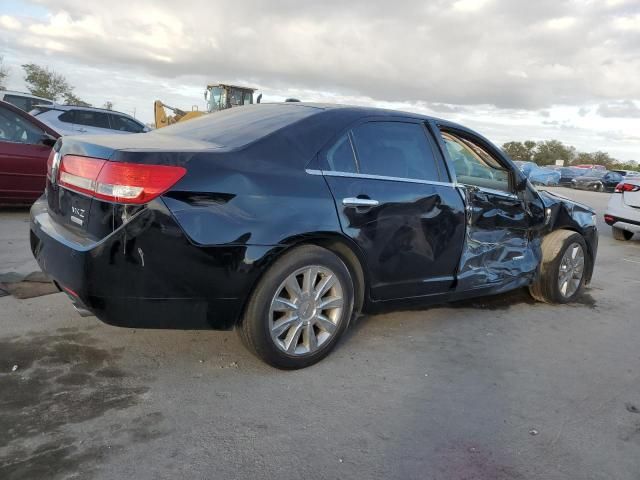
left=529, top=230, right=589, bottom=304
left=240, top=245, right=354, bottom=369
left=612, top=226, right=633, bottom=241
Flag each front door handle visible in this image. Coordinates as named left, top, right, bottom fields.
left=342, top=197, right=380, bottom=207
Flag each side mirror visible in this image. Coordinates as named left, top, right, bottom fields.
left=40, top=133, right=57, bottom=147
left=256, top=94, right=262, bottom=104
left=514, top=173, right=529, bottom=192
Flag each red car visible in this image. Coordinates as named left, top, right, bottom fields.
left=0, top=100, right=59, bottom=205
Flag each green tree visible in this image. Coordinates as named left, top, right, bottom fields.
left=22, top=63, right=69, bottom=100
left=22, top=63, right=90, bottom=106
left=502, top=141, right=533, bottom=162
left=64, top=91, right=92, bottom=107
left=0, top=56, right=8, bottom=90
left=532, top=140, right=574, bottom=166
left=591, top=151, right=615, bottom=168
left=572, top=152, right=593, bottom=165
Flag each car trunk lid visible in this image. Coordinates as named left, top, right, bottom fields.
left=46, top=134, right=218, bottom=240
left=620, top=180, right=640, bottom=208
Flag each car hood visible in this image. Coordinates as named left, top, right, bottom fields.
left=537, top=189, right=595, bottom=215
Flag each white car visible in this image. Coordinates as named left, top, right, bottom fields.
left=0, top=90, right=54, bottom=112
left=605, top=178, right=640, bottom=241
left=30, top=104, right=149, bottom=136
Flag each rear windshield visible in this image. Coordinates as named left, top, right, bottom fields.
left=153, top=104, right=321, bottom=149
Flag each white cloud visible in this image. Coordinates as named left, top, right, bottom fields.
left=0, top=14, right=22, bottom=30
left=1, top=0, right=639, bottom=160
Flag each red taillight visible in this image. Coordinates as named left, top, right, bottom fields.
left=56, top=155, right=186, bottom=204
left=614, top=182, right=640, bottom=193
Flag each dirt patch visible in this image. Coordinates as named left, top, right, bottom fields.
left=0, top=328, right=166, bottom=479
left=0, top=271, right=59, bottom=299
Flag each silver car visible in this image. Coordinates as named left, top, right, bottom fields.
left=604, top=178, right=640, bottom=241
left=30, top=104, right=149, bottom=136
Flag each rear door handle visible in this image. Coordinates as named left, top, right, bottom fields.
left=342, top=197, right=379, bottom=207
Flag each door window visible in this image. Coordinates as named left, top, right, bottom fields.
left=0, top=106, right=44, bottom=144
left=351, top=122, right=441, bottom=181
left=110, top=114, right=145, bottom=133
left=59, top=110, right=75, bottom=124
left=441, top=131, right=511, bottom=192
left=325, top=122, right=442, bottom=181
left=74, top=110, right=110, bottom=129
left=326, top=134, right=358, bottom=173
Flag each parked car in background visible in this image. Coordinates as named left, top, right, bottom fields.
left=30, top=103, right=598, bottom=368
left=0, top=90, right=54, bottom=113
left=0, top=100, right=59, bottom=204
left=605, top=178, right=640, bottom=241
left=611, top=169, right=640, bottom=178
left=571, top=170, right=623, bottom=192
left=575, top=164, right=607, bottom=171
left=557, top=167, right=586, bottom=186
left=30, top=104, right=149, bottom=136
left=514, top=161, right=561, bottom=185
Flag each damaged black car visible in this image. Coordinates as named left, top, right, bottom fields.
left=30, top=104, right=598, bottom=369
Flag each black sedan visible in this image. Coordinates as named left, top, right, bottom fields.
left=557, top=167, right=586, bottom=186
left=30, top=104, right=598, bottom=368
left=571, top=170, right=623, bottom=192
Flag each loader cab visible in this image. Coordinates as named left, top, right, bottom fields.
left=205, top=84, right=257, bottom=112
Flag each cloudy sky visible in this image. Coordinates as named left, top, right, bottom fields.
left=1, top=0, right=639, bottom=160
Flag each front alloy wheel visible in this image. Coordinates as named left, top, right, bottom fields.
left=557, top=243, right=585, bottom=298
left=529, top=230, right=589, bottom=304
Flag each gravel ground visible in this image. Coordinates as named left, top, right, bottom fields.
left=1, top=187, right=639, bottom=480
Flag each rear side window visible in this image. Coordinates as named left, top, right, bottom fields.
left=3, top=95, right=29, bottom=112
left=326, top=134, right=357, bottom=173
left=3, top=95, right=52, bottom=112
left=350, top=122, right=441, bottom=181
left=59, top=111, right=75, bottom=123
left=110, top=114, right=144, bottom=133
left=74, top=111, right=110, bottom=129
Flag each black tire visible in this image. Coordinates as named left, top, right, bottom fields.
left=239, top=245, right=354, bottom=369
left=529, top=230, right=589, bottom=304
left=612, top=226, right=633, bottom=241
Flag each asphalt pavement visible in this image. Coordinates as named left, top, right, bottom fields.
left=1, top=187, right=639, bottom=480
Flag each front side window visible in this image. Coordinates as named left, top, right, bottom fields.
left=441, top=131, right=511, bottom=192
left=349, top=122, right=441, bottom=181
left=0, top=106, right=44, bottom=144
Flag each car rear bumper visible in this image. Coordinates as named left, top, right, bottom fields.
left=605, top=194, right=640, bottom=232
left=30, top=197, right=280, bottom=330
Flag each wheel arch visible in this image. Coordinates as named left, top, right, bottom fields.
left=544, top=226, right=595, bottom=285
left=236, top=232, right=369, bottom=327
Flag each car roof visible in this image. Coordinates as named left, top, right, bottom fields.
left=0, top=90, right=53, bottom=101
left=0, top=99, right=60, bottom=137
left=48, top=104, right=140, bottom=118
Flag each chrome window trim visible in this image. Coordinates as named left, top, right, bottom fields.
left=305, top=169, right=455, bottom=187
left=456, top=183, right=519, bottom=200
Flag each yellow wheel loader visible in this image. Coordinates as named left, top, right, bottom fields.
left=154, top=84, right=259, bottom=129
